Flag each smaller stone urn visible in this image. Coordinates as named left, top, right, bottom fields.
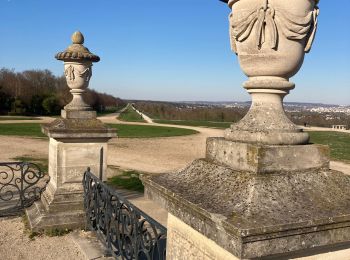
left=25, top=32, right=116, bottom=232
left=56, top=31, right=100, bottom=119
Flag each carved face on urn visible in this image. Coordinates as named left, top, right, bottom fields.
left=229, top=0, right=319, bottom=79
left=64, top=62, right=92, bottom=90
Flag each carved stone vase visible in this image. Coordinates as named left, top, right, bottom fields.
left=225, top=0, right=319, bottom=145
left=56, top=31, right=100, bottom=114
left=63, top=62, right=92, bottom=111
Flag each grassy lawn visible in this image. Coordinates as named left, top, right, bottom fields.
left=118, top=105, right=146, bottom=122
left=107, top=170, right=144, bottom=192
left=0, top=116, right=40, bottom=121
left=309, top=131, right=350, bottom=163
left=154, top=119, right=231, bottom=129
left=0, top=123, right=198, bottom=138
left=108, top=124, right=198, bottom=138
left=0, top=123, right=46, bottom=137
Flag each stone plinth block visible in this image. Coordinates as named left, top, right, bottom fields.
left=207, top=137, right=329, bottom=174
left=61, top=109, right=97, bottom=119
left=166, top=213, right=238, bottom=259
left=143, top=159, right=350, bottom=259
left=26, top=118, right=116, bottom=231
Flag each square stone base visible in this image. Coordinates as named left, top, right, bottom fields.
left=25, top=198, right=85, bottom=232
left=143, top=159, right=350, bottom=259
left=26, top=134, right=111, bottom=231
left=165, top=212, right=350, bottom=260
left=206, top=137, right=329, bottom=174
left=167, top=213, right=238, bottom=259
left=48, top=138, right=108, bottom=184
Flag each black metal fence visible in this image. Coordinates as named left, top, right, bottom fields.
left=0, top=162, right=49, bottom=216
left=83, top=169, right=167, bottom=260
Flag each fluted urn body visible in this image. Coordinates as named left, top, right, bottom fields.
left=224, top=0, right=319, bottom=145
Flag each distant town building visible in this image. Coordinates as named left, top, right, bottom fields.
left=332, top=125, right=347, bottom=130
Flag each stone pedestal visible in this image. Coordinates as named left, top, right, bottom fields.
left=143, top=149, right=350, bottom=259
left=206, top=137, right=329, bottom=174
left=26, top=117, right=116, bottom=231
left=26, top=31, right=116, bottom=231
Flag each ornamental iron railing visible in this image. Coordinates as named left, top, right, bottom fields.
left=83, top=169, right=167, bottom=260
left=0, top=162, right=49, bottom=217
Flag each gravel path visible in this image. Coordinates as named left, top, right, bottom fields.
left=0, top=136, right=48, bottom=162
left=0, top=217, right=84, bottom=260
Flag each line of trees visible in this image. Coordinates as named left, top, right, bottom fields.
left=0, top=68, right=125, bottom=115
left=134, top=101, right=350, bottom=128
left=134, top=101, right=248, bottom=122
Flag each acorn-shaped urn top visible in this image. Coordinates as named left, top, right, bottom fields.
left=55, top=31, right=100, bottom=62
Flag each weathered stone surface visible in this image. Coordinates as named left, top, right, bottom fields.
left=26, top=199, right=85, bottom=232
left=224, top=86, right=310, bottom=145
left=41, top=118, right=116, bottom=139
left=143, top=159, right=350, bottom=259
left=166, top=213, right=238, bottom=259
left=61, top=109, right=96, bottom=119
left=207, top=137, right=329, bottom=174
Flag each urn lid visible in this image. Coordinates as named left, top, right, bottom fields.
left=55, top=31, right=100, bottom=62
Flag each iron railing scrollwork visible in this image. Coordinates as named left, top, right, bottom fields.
left=0, top=162, right=49, bottom=216
left=83, top=169, right=167, bottom=260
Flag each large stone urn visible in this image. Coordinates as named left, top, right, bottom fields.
left=225, top=0, right=319, bottom=145
left=143, top=0, right=350, bottom=259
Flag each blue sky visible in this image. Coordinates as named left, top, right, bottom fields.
left=0, top=0, right=349, bottom=105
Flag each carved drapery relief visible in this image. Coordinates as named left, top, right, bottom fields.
left=64, top=65, right=92, bottom=82
left=79, top=67, right=92, bottom=82
left=229, top=0, right=319, bottom=53
left=65, top=65, right=75, bottom=81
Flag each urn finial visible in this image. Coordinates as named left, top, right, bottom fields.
left=55, top=31, right=100, bottom=62
left=71, top=31, right=84, bottom=44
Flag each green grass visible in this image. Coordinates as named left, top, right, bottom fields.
left=0, top=123, right=198, bottom=138
left=108, top=124, right=198, bottom=138
left=154, top=119, right=231, bottom=129
left=107, top=170, right=144, bottom=192
left=0, top=123, right=46, bottom=137
left=12, top=155, right=48, bottom=173
left=118, top=105, right=146, bottom=122
left=309, top=131, right=350, bottom=163
left=0, top=116, right=40, bottom=121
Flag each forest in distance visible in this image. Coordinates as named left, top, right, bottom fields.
left=0, top=68, right=125, bottom=116
left=0, top=67, right=348, bottom=129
